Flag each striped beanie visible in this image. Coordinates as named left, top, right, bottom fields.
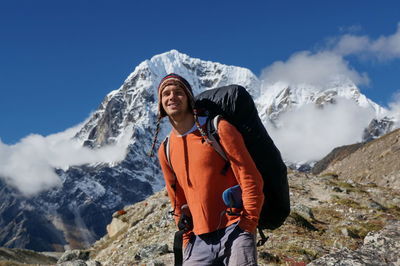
left=157, top=73, right=195, bottom=117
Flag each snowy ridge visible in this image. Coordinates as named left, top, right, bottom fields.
left=256, top=79, right=388, bottom=123
left=74, top=49, right=260, bottom=149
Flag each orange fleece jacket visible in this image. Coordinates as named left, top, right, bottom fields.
left=158, top=119, right=264, bottom=243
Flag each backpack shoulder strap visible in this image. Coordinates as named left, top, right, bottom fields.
left=207, top=115, right=230, bottom=174
left=163, top=133, right=179, bottom=217
left=163, top=133, right=178, bottom=193
left=207, top=115, right=228, bottom=162
left=163, top=133, right=173, bottom=171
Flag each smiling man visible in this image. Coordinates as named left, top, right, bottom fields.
left=151, top=73, right=264, bottom=265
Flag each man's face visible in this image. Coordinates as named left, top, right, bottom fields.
left=161, top=84, right=190, bottom=118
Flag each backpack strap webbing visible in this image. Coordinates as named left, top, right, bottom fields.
left=163, top=135, right=178, bottom=215
left=206, top=115, right=228, bottom=161
left=256, top=227, right=269, bottom=246
left=163, top=134, right=173, bottom=172
left=206, top=115, right=230, bottom=175
left=173, top=230, right=184, bottom=266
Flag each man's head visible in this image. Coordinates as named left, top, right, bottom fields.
left=149, top=73, right=209, bottom=156
left=158, top=73, right=195, bottom=118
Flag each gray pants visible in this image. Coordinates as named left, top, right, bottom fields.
left=183, top=222, right=258, bottom=265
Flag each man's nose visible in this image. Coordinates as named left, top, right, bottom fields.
left=170, top=92, right=178, bottom=99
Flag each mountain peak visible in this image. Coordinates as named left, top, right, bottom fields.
left=75, top=50, right=261, bottom=148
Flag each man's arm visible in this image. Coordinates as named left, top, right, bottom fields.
left=158, top=143, right=192, bottom=245
left=217, top=119, right=264, bottom=233
left=158, top=143, right=187, bottom=224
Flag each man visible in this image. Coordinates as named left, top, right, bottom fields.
left=153, top=73, right=264, bottom=265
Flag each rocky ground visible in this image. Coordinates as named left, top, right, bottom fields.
left=1, top=170, right=399, bottom=265
left=1, top=129, right=399, bottom=265
left=84, top=168, right=400, bottom=265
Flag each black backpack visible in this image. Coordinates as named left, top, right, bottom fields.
left=164, top=85, right=290, bottom=265
left=194, top=84, right=290, bottom=233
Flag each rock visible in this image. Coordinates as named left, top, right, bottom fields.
left=86, top=260, right=102, bottom=266
left=146, top=260, right=167, bottom=266
left=288, top=212, right=318, bottom=231
left=57, top=250, right=90, bottom=263
left=139, top=244, right=170, bottom=259
left=332, top=186, right=343, bottom=193
left=58, top=260, right=88, bottom=266
left=106, top=217, right=128, bottom=238
left=340, top=227, right=359, bottom=239
left=258, top=251, right=280, bottom=264
left=368, top=200, right=387, bottom=211
left=309, top=220, right=400, bottom=265
left=292, top=204, right=316, bottom=221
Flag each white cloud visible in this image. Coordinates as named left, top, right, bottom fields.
left=333, top=23, right=400, bottom=60
left=388, top=90, right=400, bottom=128
left=259, top=23, right=400, bottom=164
left=261, top=51, right=369, bottom=88
left=266, top=98, right=375, bottom=162
left=0, top=124, right=132, bottom=197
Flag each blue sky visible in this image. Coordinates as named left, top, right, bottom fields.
left=1, top=0, right=400, bottom=144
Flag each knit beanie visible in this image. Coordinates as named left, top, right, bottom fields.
left=157, top=73, right=195, bottom=118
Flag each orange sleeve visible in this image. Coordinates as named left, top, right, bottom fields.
left=158, top=140, right=192, bottom=246
left=217, top=119, right=264, bottom=233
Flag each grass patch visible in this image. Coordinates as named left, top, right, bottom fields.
left=313, top=207, right=342, bottom=222
left=349, top=221, right=384, bottom=239
left=336, top=181, right=354, bottom=189
left=319, top=172, right=339, bottom=178
left=286, top=244, right=320, bottom=262
left=332, top=197, right=361, bottom=209
left=289, top=212, right=318, bottom=231
left=387, top=204, right=400, bottom=218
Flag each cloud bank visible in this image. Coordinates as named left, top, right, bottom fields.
left=388, top=90, right=400, bottom=128
left=261, top=51, right=370, bottom=88
left=266, top=98, right=375, bottom=163
left=262, top=22, right=400, bottom=89
left=332, top=23, right=400, bottom=60
left=0, top=124, right=132, bottom=197
left=260, top=23, right=400, bottom=163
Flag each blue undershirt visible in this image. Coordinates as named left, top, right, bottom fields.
left=179, top=116, right=207, bottom=137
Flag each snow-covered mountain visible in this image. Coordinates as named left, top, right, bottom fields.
left=257, top=79, right=387, bottom=123
left=255, top=79, right=395, bottom=167
left=0, top=50, right=261, bottom=251
left=74, top=50, right=260, bottom=149
left=0, top=50, right=397, bottom=251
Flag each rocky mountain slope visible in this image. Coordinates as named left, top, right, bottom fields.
left=0, top=50, right=398, bottom=253
left=318, top=128, right=400, bottom=190
left=86, top=176, right=399, bottom=265
left=0, top=248, right=58, bottom=266
left=89, top=129, right=400, bottom=265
